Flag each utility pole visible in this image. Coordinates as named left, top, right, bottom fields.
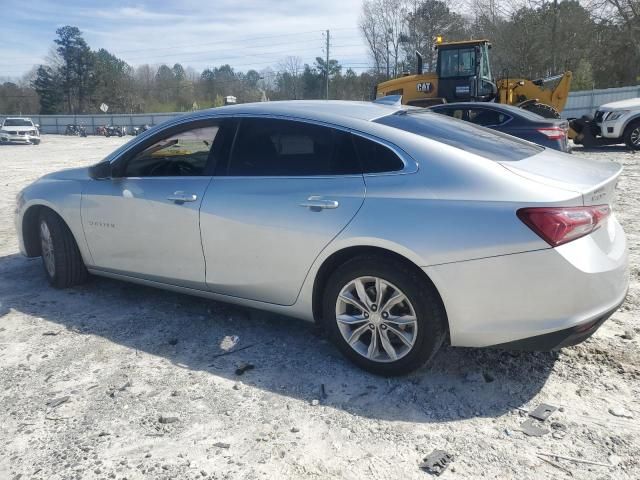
left=325, top=29, right=330, bottom=100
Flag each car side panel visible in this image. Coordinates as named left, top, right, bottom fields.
left=200, top=175, right=365, bottom=305
left=16, top=178, right=93, bottom=265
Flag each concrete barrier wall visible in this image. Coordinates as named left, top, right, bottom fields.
left=563, top=85, right=640, bottom=119
left=3, top=85, right=640, bottom=129
left=0, top=112, right=185, bottom=135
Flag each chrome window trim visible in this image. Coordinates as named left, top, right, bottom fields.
left=105, top=112, right=419, bottom=177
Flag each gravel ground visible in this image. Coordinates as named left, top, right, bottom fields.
left=0, top=135, right=638, bottom=480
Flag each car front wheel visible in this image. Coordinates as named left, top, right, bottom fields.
left=323, top=256, right=447, bottom=376
left=39, top=210, right=88, bottom=288
left=624, top=120, right=640, bottom=150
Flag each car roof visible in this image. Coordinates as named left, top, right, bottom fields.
left=3, top=117, right=32, bottom=120
left=186, top=100, right=408, bottom=124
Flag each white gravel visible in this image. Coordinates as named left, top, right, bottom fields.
left=0, top=136, right=639, bottom=480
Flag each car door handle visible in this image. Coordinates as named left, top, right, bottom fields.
left=299, top=196, right=339, bottom=210
left=167, top=191, right=198, bottom=203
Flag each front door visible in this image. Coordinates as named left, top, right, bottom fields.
left=200, top=117, right=366, bottom=305
left=81, top=120, right=230, bottom=289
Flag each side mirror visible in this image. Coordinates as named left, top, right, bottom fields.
left=35, top=124, right=40, bottom=129
left=89, top=161, right=112, bottom=180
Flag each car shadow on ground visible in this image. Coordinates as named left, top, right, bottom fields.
left=571, top=145, right=637, bottom=153
left=0, top=253, right=558, bottom=423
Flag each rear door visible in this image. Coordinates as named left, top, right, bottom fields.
left=199, top=117, right=365, bottom=305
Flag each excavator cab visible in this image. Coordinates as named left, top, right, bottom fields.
left=435, top=40, right=497, bottom=102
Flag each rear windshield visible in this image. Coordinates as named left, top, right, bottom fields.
left=375, top=111, right=543, bottom=161
left=3, top=118, right=33, bottom=127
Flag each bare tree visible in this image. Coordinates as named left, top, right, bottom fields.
left=277, top=56, right=304, bottom=99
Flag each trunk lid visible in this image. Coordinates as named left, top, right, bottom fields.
left=499, top=149, right=622, bottom=206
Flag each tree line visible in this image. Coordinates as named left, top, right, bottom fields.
left=0, top=26, right=380, bottom=115
left=361, top=0, right=640, bottom=90
left=0, top=0, right=638, bottom=115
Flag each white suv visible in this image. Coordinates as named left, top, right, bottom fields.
left=0, top=117, right=41, bottom=145
left=594, top=98, right=640, bottom=149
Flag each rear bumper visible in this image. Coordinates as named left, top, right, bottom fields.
left=425, top=215, right=629, bottom=348
left=488, top=297, right=625, bottom=350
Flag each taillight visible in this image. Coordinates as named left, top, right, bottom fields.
left=536, top=127, right=566, bottom=140
left=517, top=205, right=611, bottom=246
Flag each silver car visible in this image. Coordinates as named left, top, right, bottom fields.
left=15, top=100, right=629, bottom=375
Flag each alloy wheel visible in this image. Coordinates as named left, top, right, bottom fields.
left=40, top=220, right=55, bottom=277
left=631, top=127, right=640, bottom=146
left=335, top=276, right=418, bottom=363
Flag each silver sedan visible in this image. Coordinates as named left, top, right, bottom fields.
left=15, top=100, right=629, bottom=375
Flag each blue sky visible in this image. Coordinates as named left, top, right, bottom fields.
left=0, top=0, right=368, bottom=79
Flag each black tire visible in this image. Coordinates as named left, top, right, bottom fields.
left=38, top=210, right=88, bottom=288
left=521, top=102, right=560, bottom=119
left=322, top=255, right=447, bottom=376
left=32, top=139, right=40, bottom=145
left=623, top=120, right=640, bottom=150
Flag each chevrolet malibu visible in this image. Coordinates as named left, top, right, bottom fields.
left=15, top=100, right=629, bottom=375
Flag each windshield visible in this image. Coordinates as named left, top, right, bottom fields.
left=3, top=119, right=33, bottom=127
left=375, top=111, right=543, bottom=162
left=439, top=48, right=475, bottom=78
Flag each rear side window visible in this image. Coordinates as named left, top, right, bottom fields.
left=227, top=118, right=360, bottom=176
left=353, top=135, right=404, bottom=173
left=434, top=107, right=465, bottom=120
left=375, top=111, right=543, bottom=161
left=468, top=108, right=509, bottom=126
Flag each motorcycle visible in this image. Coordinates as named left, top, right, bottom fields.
left=131, top=124, right=151, bottom=136
left=103, top=125, right=126, bottom=137
left=65, top=124, right=87, bottom=137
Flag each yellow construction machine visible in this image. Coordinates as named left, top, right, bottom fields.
left=376, top=39, right=572, bottom=118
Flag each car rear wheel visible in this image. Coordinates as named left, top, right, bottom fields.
left=624, top=120, right=640, bottom=150
left=39, top=210, right=88, bottom=288
left=322, top=256, right=447, bottom=376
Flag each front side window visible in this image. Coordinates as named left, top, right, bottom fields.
left=440, top=48, right=475, bottom=78
left=226, top=118, right=360, bottom=176
left=434, top=108, right=466, bottom=120
left=122, top=125, right=219, bottom=177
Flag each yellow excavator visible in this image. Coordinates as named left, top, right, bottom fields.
left=376, top=38, right=572, bottom=119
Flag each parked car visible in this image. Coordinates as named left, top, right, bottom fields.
left=65, top=124, right=87, bottom=137
left=429, top=102, right=570, bottom=152
left=15, top=101, right=628, bottom=375
left=571, top=98, right=640, bottom=149
left=0, top=117, right=40, bottom=145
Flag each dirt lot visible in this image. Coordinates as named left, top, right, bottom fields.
left=0, top=135, right=638, bottom=480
